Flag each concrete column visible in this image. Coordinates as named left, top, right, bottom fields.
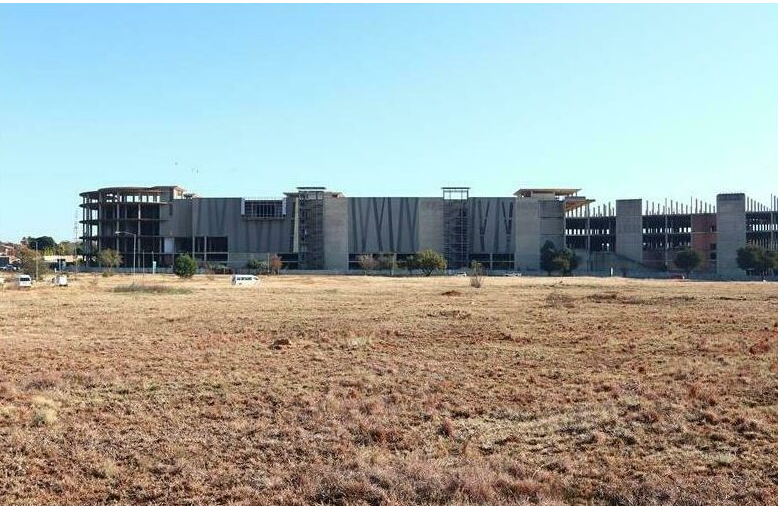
left=323, top=195, right=349, bottom=271
left=615, top=199, right=643, bottom=263
left=515, top=198, right=564, bottom=271
left=716, top=193, right=746, bottom=277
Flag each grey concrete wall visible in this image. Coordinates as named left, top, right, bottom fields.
left=160, top=199, right=193, bottom=237
left=469, top=197, right=514, bottom=254
left=348, top=197, right=421, bottom=253
left=716, top=193, right=746, bottom=276
left=418, top=198, right=445, bottom=253
left=615, top=199, right=643, bottom=262
left=162, top=198, right=293, bottom=261
left=515, top=198, right=565, bottom=271
left=323, top=195, right=349, bottom=270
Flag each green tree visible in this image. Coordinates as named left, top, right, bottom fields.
left=415, top=249, right=447, bottom=276
left=737, top=244, right=776, bottom=275
left=556, top=248, right=579, bottom=275
left=173, top=254, right=198, bottom=278
left=97, top=249, right=122, bottom=273
left=766, top=251, right=778, bottom=275
left=56, top=241, right=79, bottom=256
left=25, top=236, right=56, bottom=252
left=674, top=248, right=703, bottom=278
left=16, top=247, right=50, bottom=280
left=540, top=240, right=557, bottom=275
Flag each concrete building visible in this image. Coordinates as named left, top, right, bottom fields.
left=80, top=186, right=778, bottom=276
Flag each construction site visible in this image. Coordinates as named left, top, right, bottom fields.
left=79, top=186, right=778, bottom=277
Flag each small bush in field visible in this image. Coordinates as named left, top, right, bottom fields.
left=173, top=254, right=197, bottom=278
left=468, top=261, right=485, bottom=288
left=32, top=408, right=57, bottom=426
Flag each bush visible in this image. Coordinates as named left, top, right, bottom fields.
left=112, top=283, right=191, bottom=295
left=173, top=254, right=198, bottom=278
left=97, top=249, right=122, bottom=274
left=246, top=258, right=268, bottom=274
left=269, top=255, right=283, bottom=275
left=357, top=254, right=378, bottom=273
left=468, top=261, right=485, bottom=288
left=402, top=255, right=419, bottom=275
left=416, top=249, right=447, bottom=276
left=377, top=254, right=397, bottom=272
left=540, top=241, right=579, bottom=276
left=206, top=263, right=233, bottom=275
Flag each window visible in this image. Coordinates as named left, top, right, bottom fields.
left=243, top=199, right=286, bottom=218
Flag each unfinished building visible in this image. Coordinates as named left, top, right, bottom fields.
left=80, top=186, right=778, bottom=276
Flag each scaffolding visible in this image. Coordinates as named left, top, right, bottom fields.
left=442, top=187, right=470, bottom=270
left=296, top=187, right=325, bottom=270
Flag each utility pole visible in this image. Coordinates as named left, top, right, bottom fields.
left=34, top=240, right=39, bottom=281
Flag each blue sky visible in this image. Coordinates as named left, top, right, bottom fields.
left=1, top=4, right=777, bottom=241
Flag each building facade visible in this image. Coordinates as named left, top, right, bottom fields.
left=80, top=186, right=778, bottom=276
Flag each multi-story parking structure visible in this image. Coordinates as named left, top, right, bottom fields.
left=80, top=186, right=778, bottom=276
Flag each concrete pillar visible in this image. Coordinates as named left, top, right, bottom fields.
left=323, top=195, right=349, bottom=271
left=615, top=199, right=643, bottom=263
left=716, top=193, right=746, bottom=277
left=515, top=197, right=564, bottom=271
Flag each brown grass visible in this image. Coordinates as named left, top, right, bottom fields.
left=1, top=274, right=777, bottom=504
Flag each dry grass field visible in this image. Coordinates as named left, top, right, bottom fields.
left=1, top=274, right=777, bottom=505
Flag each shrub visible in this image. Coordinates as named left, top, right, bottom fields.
left=246, top=258, right=268, bottom=274
left=357, top=254, right=378, bottom=273
left=32, top=408, right=57, bottom=426
left=173, top=254, right=197, bottom=278
left=377, top=254, right=397, bottom=272
left=468, top=261, right=485, bottom=288
left=207, top=263, right=233, bottom=275
left=269, top=254, right=283, bottom=275
left=112, top=283, right=191, bottom=295
left=97, top=249, right=122, bottom=274
left=415, top=249, right=446, bottom=276
left=540, top=242, right=579, bottom=276
left=402, top=255, right=419, bottom=275
left=540, top=241, right=557, bottom=275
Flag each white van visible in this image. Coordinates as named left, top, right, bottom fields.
left=231, top=274, right=258, bottom=286
left=17, top=274, right=32, bottom=288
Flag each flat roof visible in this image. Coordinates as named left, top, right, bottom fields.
left=514, top=188, right=581, bottom=197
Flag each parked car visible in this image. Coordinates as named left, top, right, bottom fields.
left=503, top=271, right=522, bottom=277
left=17, top=274, right=32, bottom=288
left=231, top=274, right=258, bottom=286
left=2, top=265, right=17, bottom=271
